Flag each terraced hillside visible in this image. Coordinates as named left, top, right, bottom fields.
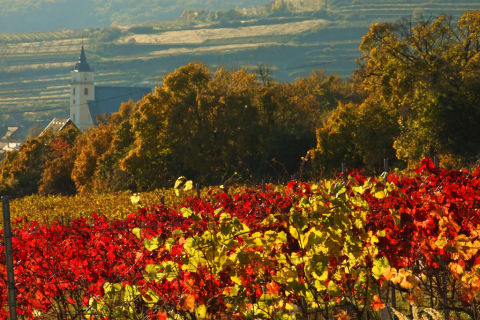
left=1, top=0, right=480, bottom=131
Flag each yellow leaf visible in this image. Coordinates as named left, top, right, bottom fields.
left=174, top=176, right=187, bottom=189
left=285, top=303, right=300, bottom=312
left=374, top=190, right=386, bottom=199
left=195, top=304, right=207, bottom=319
left=435, top=234, right=448, bottom=249
left=132, top=227, right=141, bottom=239
left=449, top=262, right=464, bottom=276
left=184, top=180, right=193, bottom=191
left=130, top=194, right=140, bottom=205
left=289, top=226, right=300, bottom=240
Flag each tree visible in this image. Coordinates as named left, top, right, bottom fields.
left=120, top=63, right=264, bottom=189
left=71, top=124, right=115, bottom=193
left=0, top=137, right=49, bottom=197
left=357, top=11, right=480, bottom=164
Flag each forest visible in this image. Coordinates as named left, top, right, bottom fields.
left=1, top=10, right=480, bottom=198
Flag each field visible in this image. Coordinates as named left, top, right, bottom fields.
left=3, top=1, right=480, bottom=129
left=1, top=160, right=480, bottom=318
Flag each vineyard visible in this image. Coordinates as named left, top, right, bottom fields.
left=3, top=0, right=480, bottom=131
left=1, top=159, right=480, bottom=319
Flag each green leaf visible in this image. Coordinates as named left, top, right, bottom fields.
left=172, top=229, right=183, bottom=237
left=372, top=256, right=389, bottom=280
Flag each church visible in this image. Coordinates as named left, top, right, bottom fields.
left=69, top=47, right=152, bottom=130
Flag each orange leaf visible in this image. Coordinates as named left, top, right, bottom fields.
left=266, top=281, right=281, bottom=295
left=449, top=262, right=464, bottom=279
left=371, top=295, right=385, bottom=311
left=335, top=310, right=350, bottom=320
left=178, top=294, right=196, bottom=313
left=382, top=266, right=397, bottom=281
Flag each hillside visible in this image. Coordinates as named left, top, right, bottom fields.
left=1, top=0, right=480, bottom=131
left=0, top=0, right=272, bottom=33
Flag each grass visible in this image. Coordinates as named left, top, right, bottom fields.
left=391, top=305, right=444, bottom=320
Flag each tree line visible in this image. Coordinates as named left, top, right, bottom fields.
left=1, top=10, right=480, bottom=198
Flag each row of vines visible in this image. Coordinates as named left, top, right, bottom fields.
left=1, top=159, right=480, bottom=319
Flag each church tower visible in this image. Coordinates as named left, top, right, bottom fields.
left=70, top=46, right=95, bottom=130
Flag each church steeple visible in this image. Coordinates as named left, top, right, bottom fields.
left=70, top=46, right=95, bottom=130
left=74, top=46, right=91, bottom=72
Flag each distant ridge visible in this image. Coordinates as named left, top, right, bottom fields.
left=0, top=0, right=272, bottom=33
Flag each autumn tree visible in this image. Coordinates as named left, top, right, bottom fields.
left=71, top=123, right=117, bottom=193
left=357, top=10, right=480, bottom=165
left=120, top=63, right=264, bottom=189
left=260, top=71, right=352, bottom=177
left=38, top=126, right=80, bottom=195
left=0, top=136, right=52, bottom=197
left=309, top=98, right=399, bottom=176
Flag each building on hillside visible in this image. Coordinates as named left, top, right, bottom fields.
left=70, top=47, right=152, bottom=130
left=40, top=118, right=79, bottom=136
left=0, top=126, right=25, bottom=153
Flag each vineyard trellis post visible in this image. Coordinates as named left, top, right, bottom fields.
left=341, top=162, right=347, bottom=182
left=196, top=183, right=201, bottom=198
left=2, top=196, right=17, bottom=320
left=433, top=155, right=440, bottom=169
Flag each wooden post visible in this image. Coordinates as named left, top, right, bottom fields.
left=433, top=156, right=440, bottom=169
left=2, top=196, right=17, bottom=320
left=341, top=162, right=347, bottom=182
left=380, top=283, right=395, bottom=320
left=391, top=282, right=396, bottom=318
left=443, top=274, right=450, bottom=320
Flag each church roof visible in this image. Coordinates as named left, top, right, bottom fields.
left=87, top=86, right=152, bottom=125
left=74, top=46, right=91, bottom=72
left=41, top=118, right=77, bottom=136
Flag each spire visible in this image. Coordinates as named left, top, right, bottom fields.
left=74, top=46, right=91, bottom=72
